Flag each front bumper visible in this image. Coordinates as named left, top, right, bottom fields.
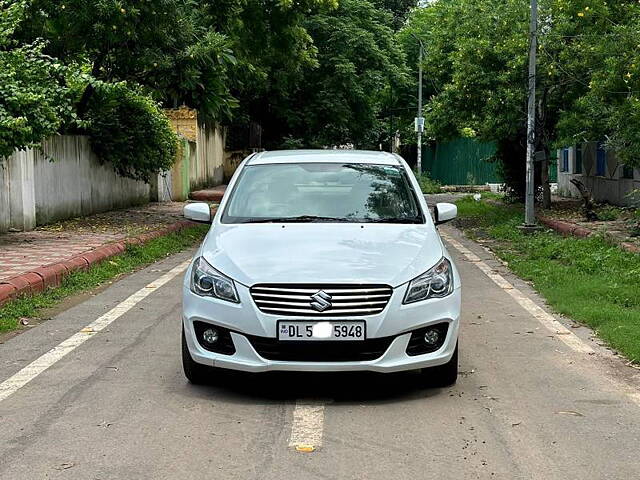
left=182, top=277, right=461, bottom=373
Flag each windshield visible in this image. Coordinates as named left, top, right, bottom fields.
left=221, top=163, right=424, bottom=224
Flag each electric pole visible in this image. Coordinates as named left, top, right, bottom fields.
left=416, top=41, right=424, bottom=175
left=524, top=0, right=537, bottom=227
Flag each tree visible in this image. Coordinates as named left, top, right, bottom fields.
left=399, top=0, right=537, bottom=199
left=0, top=0, right=74, bottom=157
left=198, top=0, right=339, bottom=139
left=4, top=0, right=412, bottom=160
left=372, top=0, right=418, bottom=31
left=261, top=0, right=410, bottom=149
left=16, top=0, right=237, bottom=121
left=400, top=0, right=640, bottom=200
left=0, top=43, right=74, bottom=158
left=554, top=2, right=640, bottom=168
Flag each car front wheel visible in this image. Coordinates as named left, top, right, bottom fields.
left=182, top=326, right=214, bottom=384
left=420, top=342, right=458, bottom=388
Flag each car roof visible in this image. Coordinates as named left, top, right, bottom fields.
left=246, top=149, right=401, bottom=166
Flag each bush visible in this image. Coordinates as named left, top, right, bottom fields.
left=415, top=171, right=442, bottom=194
left=86, top=82, right=177, bottom=182
left=0, top=42, right=72, bottom=158
left=597, top=206, right=622, bottom=222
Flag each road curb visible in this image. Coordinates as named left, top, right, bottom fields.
left=537, top=216, right=592, bottom=238
left=538, top=215, right=639, bottom=254
left=0, top=220, right=196, bottom=306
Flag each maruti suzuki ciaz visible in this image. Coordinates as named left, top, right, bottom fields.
left=182, top=150, right=461, bottom=386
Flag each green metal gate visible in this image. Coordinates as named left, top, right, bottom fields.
left=422, top=138, right=500, bottom=185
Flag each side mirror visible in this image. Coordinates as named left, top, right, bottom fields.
left=184, top=203, right=212, bottom=224
left=434, top=202, right=457, bottom=225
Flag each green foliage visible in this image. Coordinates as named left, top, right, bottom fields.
left=456, top=196, right=640, bottom=362
left=262, top=0, right=410, bottom=148
left=160, top=31, right=238, bottom=121
left=86, top=83, right=178, bottom=182
left=2, top=0, right=412, bottom=164
left=0, top=42, right=73, bottom=158
left=596, top=206, right=622, bottom=222
left=553, top=3, right=640, bottom=167
left=372, top=0, right=418, bottom=31
left=401, top=0, right=530, bottom=143
left=400, top=0, right=640, bottom=194
left=415, top=171, right=441, bottom=194
left=16, top=0, right=238, bottom=121
left=200, top=0, right=339, bottom=130
left=0, top=1, right=75, bottom=158
left=398, top=0, right=538, bottom=196
left=0, top=0, right=28, bottom=43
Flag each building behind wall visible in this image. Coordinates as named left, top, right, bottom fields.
left=557, top=142, right=640, bottom=206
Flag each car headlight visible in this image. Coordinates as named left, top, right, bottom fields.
left=403, top=257, right=454, bottom=304
left=191, top=256, right=240, bottom=303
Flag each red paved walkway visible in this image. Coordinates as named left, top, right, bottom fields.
left=0, top=203, right=186, bottom=283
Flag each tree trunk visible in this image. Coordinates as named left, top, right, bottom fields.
left=541, top=158, right=551, bottom=209
left=537, top=87, right=552, bottom=209
left=76, top=55, right=105, bottom=117
left=76, top=84, right=95, bottom=117
left=570, top=178, right=598, bottom=221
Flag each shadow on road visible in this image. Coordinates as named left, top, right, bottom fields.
left=180, top=369, right=452, bottom=405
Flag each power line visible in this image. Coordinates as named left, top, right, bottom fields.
left=539, top=45, right=640, bottom=95
left=541, top=32, right=640, bottom=39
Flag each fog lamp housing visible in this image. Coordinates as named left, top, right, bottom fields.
left=423, top=328, right=441, bottom=346
left=193, top=322, right=236, bottom=355
left=406, top=323, right=449, bottom=356
left=202, top=328, right=219, bottom=345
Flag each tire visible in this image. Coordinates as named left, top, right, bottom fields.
left=420, top=343, right=458, bottom=388
left=182, top=326, right=213, bottom=384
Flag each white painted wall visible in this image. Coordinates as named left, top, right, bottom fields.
left=33, top=136, right=150, bottom=225
left=0, top=148, right=37, bottom=232
left=1, top=126, right=228, bottom=233
left=0, top=159, right=11, bottom=232
left=0, top=136, right=150, bottom=232
left=557, top=145, right=640, bottom=206
left=195, top=123, right=225, bottom=189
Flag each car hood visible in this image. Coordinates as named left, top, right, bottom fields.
left=201, top=223, right=443, bottom=288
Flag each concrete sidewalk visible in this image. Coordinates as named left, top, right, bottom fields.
left=0, top=202, right=192, bottom=305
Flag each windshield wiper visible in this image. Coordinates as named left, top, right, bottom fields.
left=242, top=215, right=354, bottom=223
left=366, top=217, right=423, bottom=224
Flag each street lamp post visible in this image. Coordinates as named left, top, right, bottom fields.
left=524, top=0, right=538, bottom=227
left=417, top=42, right=424, bottom=175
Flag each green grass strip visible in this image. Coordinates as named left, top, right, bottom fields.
left=0, top=224, right=209, bottom=333
left=456, top=196, right=640, bottom=362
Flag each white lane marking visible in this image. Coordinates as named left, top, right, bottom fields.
left=441, top=232, right=594, bottom=354
left=0, top=260, right=191, bottom=403
left=289, top=401, right=325, bottom=450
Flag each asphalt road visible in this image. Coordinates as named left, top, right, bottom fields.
left=1, top=225, right=639, bottom=480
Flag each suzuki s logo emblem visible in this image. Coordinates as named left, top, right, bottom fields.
left=310, top=290, right=332, bottom=312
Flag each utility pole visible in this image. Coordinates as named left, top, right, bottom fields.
left=524, top=0, right=537, bottom=227
left=416, top=41, right=424, bottom=175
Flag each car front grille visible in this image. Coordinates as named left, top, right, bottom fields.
left=245, top=335, right=394, bottom=362
left=250, top=284, right=393, bottom=317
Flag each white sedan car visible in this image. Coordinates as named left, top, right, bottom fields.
left=182, top=150, right=461, bottom=386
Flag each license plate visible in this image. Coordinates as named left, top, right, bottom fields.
left=277, top=321, right=366, bottom=341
